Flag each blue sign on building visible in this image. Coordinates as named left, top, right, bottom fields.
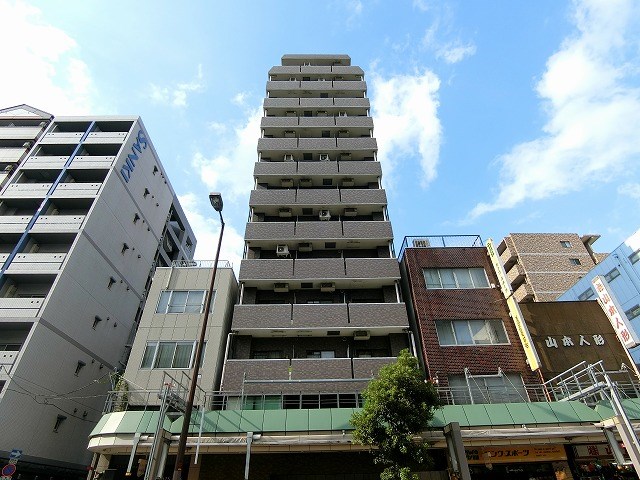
left=120, top=129, right=148, bottom=183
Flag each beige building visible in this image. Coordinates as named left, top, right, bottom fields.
left=123, top=262, right=238, bottom=406
left=497, top=233, right=603, bottom=302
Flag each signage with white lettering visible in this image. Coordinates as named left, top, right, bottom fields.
left=592, top=276, right=640, bottom=348
left=120, top=130, right=148, bottom=183
left=1, top=449, right=22, bottom=480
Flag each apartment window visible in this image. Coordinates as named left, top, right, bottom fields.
left=423, top=268, right=490, bottom=289
left=569, top=258, right=582, bottom=266
left=140, top=341, right=196, bottom=369
left=436, top=319, right=508, bottom=346
left=578, top=288, right=595, bottom=301
left=252, top=350, right=283, bottom=359
left=560, top=241, right=572, bottom=248
left=630, top=250, right=640, bottom=264
left=306, top=350, right=335, bottom=359
left=321, top=130, right=330, bottom=138
left=74, top=361, right=86, bottom=376
left=448, top=373, right=526, bottom=405
left=156, top=290, right=211, bottom=314
left=625, top=305, right=640, bottom=321
left=303, top=153, right=313, bottom=161
left=604, top=268, right=621, bottom=283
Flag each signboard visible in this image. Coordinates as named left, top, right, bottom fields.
left=487, top=239, right=540, bottom=371
left=119, top=129, right=148, bottom=183
left=592, top=275, right=640, bottom=348
left=1, top=449, right=22, bottom=480
left=466, top=445, right=566, bottom=464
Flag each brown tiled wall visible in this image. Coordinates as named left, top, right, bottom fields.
left=402, top=247, right=539, bottom=386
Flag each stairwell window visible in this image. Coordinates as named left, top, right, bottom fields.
left=604, top=268, right=620, bottom=283
left=156, top=290, right=212, bottom=314
left=578, top=288, right=595, bottom=301
left=140, top=341, right=198, bottom=369
left=625, top=305, right=640, bottom=321
left=560, top=241, right=571, bottom=248
left=423, top=268, right=489, bottom=289
left=569, top=258, right=582, bottom=266
left=629, top=250, right=640, bottom=264
left=436, top=319, right=509, bottom=346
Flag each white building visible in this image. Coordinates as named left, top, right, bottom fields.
left=0, top=106, right=195, bottom=479
left=559, top=228, right=640, bottom=362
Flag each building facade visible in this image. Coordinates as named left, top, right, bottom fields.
left=497, top=233, right=603, bottom=302
left=0, top=112, right=194, bottom=478
left=220, top=54, right=411, bottom=407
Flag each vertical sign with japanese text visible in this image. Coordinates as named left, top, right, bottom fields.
left=592, top=275, right=640, bottom=349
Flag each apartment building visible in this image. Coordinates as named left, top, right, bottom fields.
left=0, top=111, right=194, bottom=479
left=497, top=233, right=602, bottom=302
left=220, top=54, right=412, bottom=408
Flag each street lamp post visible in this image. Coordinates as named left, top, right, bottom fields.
left=172, top=193, right=225, bottom=480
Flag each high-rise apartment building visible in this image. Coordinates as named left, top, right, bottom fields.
left=497, top=233, right=602, bottom=302
left=220, top=54, right=412, bottom=407
left=0, top=109, right=194, bottom=478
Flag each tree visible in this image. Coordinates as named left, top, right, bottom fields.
left=351, top=349, right=441, bottom=480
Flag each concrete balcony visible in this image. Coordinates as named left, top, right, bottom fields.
left=266, top=80, right=300, bottom=92
left=31, top=215, right=85, bottom=233
left=342, top=221, right=392, bottom=240
left=333, top=98, right=370, bottom=108
left=52, top=183, right=101, bottom=197
left=296, top=188, right=340, bottom=205
left=345, top=258, right=400, bottom=279
left=249, top=189, right=296, bottom=207
left=290, top=358, right=352, bottom=380
left=41, top=132, right=83, bottom=143
left=6, top=253, right=66, bottom=273
left=71, top=156, right=116, bottom=169
left=21, top=156, right=67, bottom=169
left=294, top=221, right=342, bottom=239
left=268, top=66, right=301, bottom=75
left=261, top=117, right=299, bottom=128
left=292, top=303, right=348, bottom=328
left=0, top=350, right=19, bottom=372
left=245, top=222, right=295, bottom=241
left=263, top=98, right=300, bottom=109
left=348, top=303, right=408, bottom=328
left=254, top=162, right=298, bottom=176
left=0, top=297, right=44, bottom=317
left=299, top=81, right=333, bottom=90
left=352, top=357, right=395, bottom=379
left=335, top=117, right=373, bottom=128
left=239, top=259, right=294, bottom=281
left=4, top=183, right=50, bottom=197
left=499, top=237, right=517, bottom=270
left=297, top=162, right=338, bottom=175
left=298, top=117, right=336, bottom=128
left=245, top=221, right=391, bottom=243
left=332, top=66, right=364, bottom=76
left=0, top=148, right=27, bottom=162
left=298, top=138, right=337, bottom=150
left=0, top=126, right=42, bottom=140
left=506, top=263, right=526, bottom=287
left=338, top=161, right=382, bottom=176
left=333, top=81, right=367, bottom=92
left=257, top=138, right=298, bottom=152
left=222, top=359, right=291, bottom=391
left=513, top=282, right=535, bottom=303
left=84, top=132, right=127, bottom=143
left=232, top=304, right=293, bottom=330
left=340, top=189, right=387, bottom=205
left=299, top=98, right=335, bottom=108
left=0, top=216, right=30, bottom=233
left=336, top=138, right=377, bottom=150
left=294, top=258, right=345, bottom=279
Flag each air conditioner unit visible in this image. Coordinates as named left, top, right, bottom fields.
left=340, top=153, right=351, bottom=161
left=289, top=77, right=297, bottom=81
left=316, top=111, right=328, bottom=117
left=334, top=76, right=344, bottom=80
left=298, top=242, right=313, bottom=252
left=344, top=208, right=357, bottom=217
left=283, top=154, right=294, bottom=162
left=284, top=131, right=296, bottom=138
left=319, top=154, right=330, bottom=161
left=274, top=283, right=289, bottom=293
left=341, top=177, right=354, bottom=187
left=338, top=130, right=350, bottom=138
left=285, top=111, right=297, bottom=117
left=320, top=282, right=335, bottom=292
left=278, top=207, right=292, bottom=217
left=281, top=178, right=294, bottom=188
left=353, top=330, right=370, bottom=341
left=276, top=245, right=290, bottom=257
left=412, top=239, right=430, bottom=248
left=319, top=210, right=331, bottom=221
left=299, top=178, right=312, bottom=187
left=338, top=111, right=348, bottom=117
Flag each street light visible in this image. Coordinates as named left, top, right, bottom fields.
left=172, top=192, right=225, bottom=480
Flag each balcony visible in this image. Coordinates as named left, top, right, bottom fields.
left=0, top=297, right=44, bottom=317
left=345, top=258, right=400, bottom=279
left=0, top=350, right=19, bottom=372
left=31, top=215, right=85, bottom=232
left=0, top=126, right=43, bottom=140
left=239, top=259, right=294, bottom=281
left=335, top=117, right=373, bottom=128
left=261, top=117, right=299, bottom=129
left=51, top=182, right=101, bottom=197
left=294, top=221, right=342, bottom=239
left=268, top=66, right=301, bottom=76
left=294, top=258, right=344, bottom=279
left=70, top=156, right=116, bottom=169
left=348, top=303, right=407, bottom=328
left=263, top=98, right=301, bottom=109
left=244, top=220, right=391, bottom=243
left=254, top=160, right=380, bottom=178
left=352, top=357, right=396, bottom=379
left=340, top=189, right=386, bottom=205
left=513, top=282, right=535, bottom=303
left=253, top=162, right=298, bottom=177
left=292, top=304, right=348, bottom=328
left=231, top=304, right=293, bottom=330
left=4, top=183, right=50, bottom=197
left=41, top=131, right=84, bottom=143
left=290, top=358, right=352, bottom=380
left=338, top=161, right=381, bottom=176
left=298, top=138, right=337, bottom=149
left=0, top=216, right=30, bottom=233
left=222, top=359, right=291, bottom=392
left=342, top=221, right=392, bottom=240
left=499, top=237, right=517, bottom=270
left=257, top=138, right=298, bottom=152
left=336, top=137, right=377, bottom=150
left=297, top=161, right=339, bottom=175
left=507, top=263, right=526, bottom=288
left=249, top=190, right=296, bottom=207
left=21, top=156, right=67, bottom=169
left=298, top=117, right=336, bottom=128
left=0, top=147, right=27, bottom=162
left=296, top=188, right=340, bottom=205
left=84, top=131, right=127, bottom=143
left=6, top=253, right=66, bottom=273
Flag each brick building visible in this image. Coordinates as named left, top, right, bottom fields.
left=400, top=236, right=540, bottom=404
left=497, top=233, right=603, bottom=302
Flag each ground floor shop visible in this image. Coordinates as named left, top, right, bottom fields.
left=465, top=445, right=571, bottom=480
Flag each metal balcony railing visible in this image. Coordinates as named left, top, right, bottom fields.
left=398, top=235, right=484, bottom=260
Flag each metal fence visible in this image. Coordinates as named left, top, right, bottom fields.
left=171, top=259, right=232, bottom=269
left=398, top=235, right=484, bottom=260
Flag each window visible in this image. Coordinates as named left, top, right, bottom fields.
left=156, top=290, right=211, bottom=314
left=252, top=350, right=283, bottom=359
left=436, top=319, right=508, bottom=346
left=140, top=341, right=197, bottom=369
left=306, top=350, right=335, bottom=358
left=630, top=250, right=640, bottom=264
left=569, top=258, right=582, bottom=265
left=423, top=268, right=490, bottom=289
left=560, top=241, right=572, bottom=248
left=448, top=373, right=526, bottom=405
left=625, top=305, right=640, bottom=321
left=0, top=344, right=20, bottom=351
left=604, top=268, right=620, bottom=283
left=578, top=288, right=595, bottom=301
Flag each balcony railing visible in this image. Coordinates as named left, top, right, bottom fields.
left=398, top=235, right=484, bottom=260
left=170, top=259, right=232, bottom=269
left=0, top=297, right=44, bottom=317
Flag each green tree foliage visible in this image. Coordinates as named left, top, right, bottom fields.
left=351, top=350, right=441, bottom=480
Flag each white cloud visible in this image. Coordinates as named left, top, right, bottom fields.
left=420, top=15, right=476, bottom=64
left=370, top=69, right=442, bottom=188
left=469, top=0, right=640, bottom=219
left=178, top=193, right=245, bottom=273
left=618, top=183, right=640, bottom=199
left=207, top=121, right=227, bottom=134
left=232, top=92, right=249, bottom=107
left=0, top=0, right=96, bottom=114
left=149, top=64, right=204, bottom=108
left=192, top=105, right=262, bottom=200
left=413, top=0, right=434, bottom=11
left=436, top=42, right=477, bottom=64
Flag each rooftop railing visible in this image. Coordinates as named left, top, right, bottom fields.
left=398, top=235, right=484, bottom=261
left=171, top=260, right=232, bottom=269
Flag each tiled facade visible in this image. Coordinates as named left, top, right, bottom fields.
left=220, top=54, right=410, bottom=400
left=498, top=233, right=601, bottom=302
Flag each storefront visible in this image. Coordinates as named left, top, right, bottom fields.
left=571, top=443, right=635, bottom=479
left=465, top=445, right=571, bottom=480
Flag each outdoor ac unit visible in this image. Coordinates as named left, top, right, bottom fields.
left=276, top=245, right=290, bottom=257
left=338, top=130, right=350, bottom=137
left=284, top=131, right=296, bottom=138
left=340, top=153, right=351, bottom=160
left=334, top=76, right=344, bottom=80
left=338, top=112, right=347, bottom=117
left=281, top=178, right=294, bottom=188
left=289, top=77, right=297, bottom=81
left=285, top=111, right=296, bottom=117
left=274, top=283, right=289, bottom=293
left=316, top=111, right=328, bottom=117
left=353, top=330, right=370, bottom=341
left=298, top=242, right=313, bottom=252
left=279, top=207, right=292, bottom=218
left=412, top=239, right=430, bottom=248
left=344, top=208, right=357, bottom=217
left=283, top=154, right=294, bottom=162
left=341, top=178, right=354, bottom=187
left=319, top=210, right=331, bottom=221
left=319, top=154, right=330, bottom=161
left=299, top=178, right=312, bottom=187
left=320, top=282, right=335, bottom=292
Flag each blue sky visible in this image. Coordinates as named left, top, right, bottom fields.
left=2, top=0, right=640, bottom=268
